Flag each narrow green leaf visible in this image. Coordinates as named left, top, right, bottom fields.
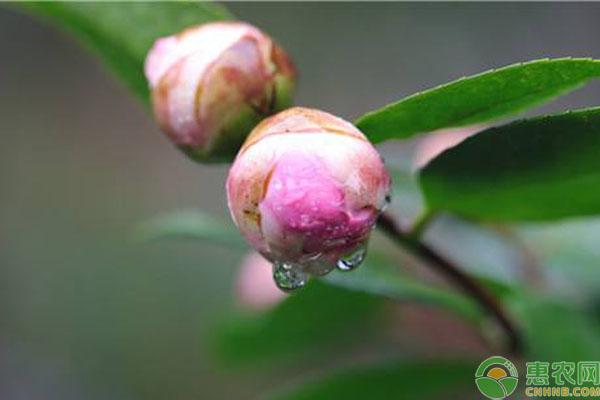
left=212, top=255, right=491, bottom=367
left=510, top=296, right=600, bottom=360
left=357, top=58, right=600, bottom=143
left=420, top=107, right=600, bottom=221
left=212, top=280, right=385, bottom=367
left=20, top=2, right=232, bottom=101
left=324, top=256, right=482, bottom=322
left=268, top=360, right=475, bottom=400
left=138, top=210, right=484, bottom=321
left=506, top=295, right=600, bottom=400
left=135, top=210, right=246, bottom=247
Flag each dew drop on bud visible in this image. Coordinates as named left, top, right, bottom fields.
left=336, top=246, right=367, bottom=272
left=273, top=262, right=308, bottom=292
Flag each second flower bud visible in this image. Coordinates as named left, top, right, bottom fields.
left=145, top=22, right=296, bottom=162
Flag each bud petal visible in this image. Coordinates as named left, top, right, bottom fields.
left=226, top=107, right=391, bottom=288
left=145, top=22, right=296, bottom=162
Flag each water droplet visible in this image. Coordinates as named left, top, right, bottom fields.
left=336, top=246, right=366, bottom=271
left=273, top=262, right=308, bottom=291
left=303, top=254, right=334, bottom=276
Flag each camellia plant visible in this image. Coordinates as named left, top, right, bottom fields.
left=20, top=2, right=600, bottom=399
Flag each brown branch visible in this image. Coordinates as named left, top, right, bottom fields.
left=377, top=212, right=522, bottom=355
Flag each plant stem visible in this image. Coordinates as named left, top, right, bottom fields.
left=377, top=211, right=522, bottom=355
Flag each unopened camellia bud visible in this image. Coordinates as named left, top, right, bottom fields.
left=144, top=22, right=296, bottom=162
left=226, top=107, right=391, bottom=291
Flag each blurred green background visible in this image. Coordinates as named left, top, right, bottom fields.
left=2, top=3, right=600, bottom=399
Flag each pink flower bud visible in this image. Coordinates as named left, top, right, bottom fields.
left=236, top=252, right=286, bottom=310
left=144, top=22, right=296, bottom=162
left=226, top=107, right=391, bottom=290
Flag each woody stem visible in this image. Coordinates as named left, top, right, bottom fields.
left=377, top=211, right=522, bottom=355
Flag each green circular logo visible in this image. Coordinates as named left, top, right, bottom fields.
left=475, top=356, right=519, bottom=399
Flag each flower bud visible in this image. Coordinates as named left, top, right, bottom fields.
left=144, top=22, right=296, bottom=162
left=226, top=107, right=391, bottom=290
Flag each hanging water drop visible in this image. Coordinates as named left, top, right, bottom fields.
left=336, top=246, right=366, bottom=271
left=273, top=262, right=308, bottom=292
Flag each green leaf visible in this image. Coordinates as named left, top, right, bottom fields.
left=138, top=209, right=497, bottom=327
left=356, top=58, right=600, bottom=143
left=135, top=210, right=246, bottom=247
left=513, top=297, right=600, bottom=400
left=20, top=2, right=232, bottom=101
left=138, top=209, right=493, bottom=330
left=420, top=107, right=600, bottom=221
left=139, top=210, right=484, bottom=322
left=512, top=296, right=600, bottom=400
left=510, top=295, right=600, bottom=360
left=137, top=208, right=481, bottom=315
left=268, top=360, right=474, bottom=400
left=212, top=255, right=489, bottom=368
left=212, top=280, right=385, bottom=367
left=324, top=255, right=482, bottom=322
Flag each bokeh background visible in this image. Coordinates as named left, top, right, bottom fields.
left=2, top=2, right=600, bottom=399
